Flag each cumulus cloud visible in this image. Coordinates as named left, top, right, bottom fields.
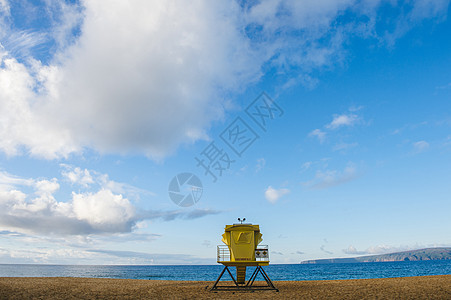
left=72, top=189, right=136, bottom=233
left=0, top=172, right=138, bottom=235
left=302, top=163, right=359, bottom=189
left=0, top=55, right=80, bottom=158
left=326, top=113, right=359, bottom=129
left=0, top=170, right=220, bottom=235
left=61, top=166, right=94, bottom=187
left=265, top=186, right=290, bottom=203
left=308, top=108, right=363, bottom=145
left=0, top=0, right=448, bottom=159
left=60, top=164, right=154, bottom=200
left=0, top=1, right=251, bottom=159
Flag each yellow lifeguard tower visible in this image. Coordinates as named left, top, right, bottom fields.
left=210, top=218, right=278, bottom=291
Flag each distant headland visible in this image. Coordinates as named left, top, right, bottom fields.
left=301, top=247, right=451, bottom=264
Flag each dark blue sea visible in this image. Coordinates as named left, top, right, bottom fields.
left=1, top=261, right=451, bottom=281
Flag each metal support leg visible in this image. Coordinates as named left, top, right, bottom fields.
left=225, top=266, right=238, bottom=286
left=259, top=266, right=278, bottom=291
left=210, top=265, right=278, bottom=292
left=244, top=266, right=279, bottom=291
left=245, top=266, right=260, bottom=287
left=210, top=266, right=228, bottom=291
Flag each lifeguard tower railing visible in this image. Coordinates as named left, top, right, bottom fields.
left=217, top=245, right=270, bottom=263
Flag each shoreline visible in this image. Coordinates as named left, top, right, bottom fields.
left=1, top=275, right=451, bottom=299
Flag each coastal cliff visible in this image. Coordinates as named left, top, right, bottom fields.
left=301, top=247, right=451, bottom=264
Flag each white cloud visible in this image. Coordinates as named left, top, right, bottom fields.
left=413, top=140, right=429, bottom=153
left=45, top=0, right=84, bottom=51
left=61, top=166, right=94, bottom=187
left=343, top=245, right=367, bottom=255
left=60, top=164, right=153, bottom=200
left=72, top=189, right=135, bottom=233
left=0, top=1, right=262, bottom=159
left=0, top=55, right=80, bottom=158
left=302, top=163, right=358, bottom=189
left=0, top=170, right=220, bottom=235
left=308, top=108, right=363, bottom=144
left=382, top=0, right=450, bottom=47
left=0, top=0, right=9, bottom=36
left=326, top=113, right=359, bottom=129
left=0, top=0, right=9, bottom=13
left=0, top=172, right=136, bottom=235
left=0, top=247, right=100, bottom=264
left=309, top=129, right=326, bottom=143
left=2, top=30, right=48, bottom=59
left=265, top=186, right=290, bottom=203
left=0, top=171, right=33, bottom=188
left=0, top=245, right=214, bottom=265
left=35, top=178, right=59, bottom=195
left=0, top=1, right=82, bottom=60
left=0, top=1, right=446, bottom=159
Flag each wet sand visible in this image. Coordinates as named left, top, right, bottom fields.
left=1, top=275, right=451, bottom=299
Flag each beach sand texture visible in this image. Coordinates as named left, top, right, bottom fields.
left=1, top=275, right=451, bottom=299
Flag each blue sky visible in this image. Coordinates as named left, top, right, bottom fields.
left=0, top=0, right=450, bottom=265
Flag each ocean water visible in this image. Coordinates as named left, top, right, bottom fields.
left=1, top=261, right=451, bottom=281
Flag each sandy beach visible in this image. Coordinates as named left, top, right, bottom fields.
left=1, top=275, right=450, bottom=299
